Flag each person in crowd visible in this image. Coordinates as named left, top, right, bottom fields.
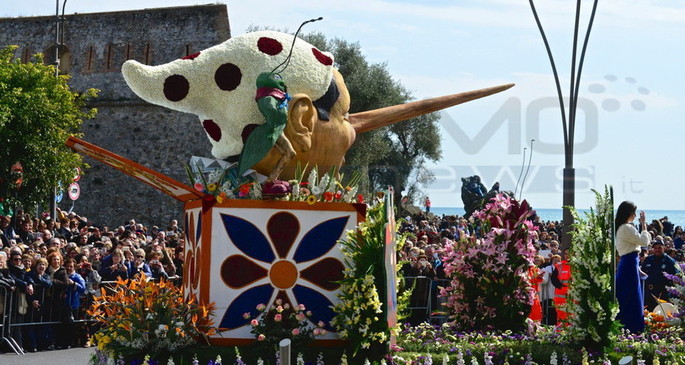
left=528, top=255, right=544, bottom=322
left=615, top=201, right=651, bottom=333
left=673, top=231, right=685, bottom=251
left=0, top=251, right=17, bottom=322
left=16, top=219, right=35, bottom=244
left=129, top=249, right=152, bottom=278
left=25, top=257, right=53, bottom=352
left=1, top=215, right=17, bottom=246
left=540, top=254, right=560, bottom=325
left=63, top=258, right=86, bottom=348
left=148, top=251, right=169, bottom=281
left=553, top=250, right=572, bottom=322
left=172, top=246, right=184, bottom=281
left=77, top=255, right=101, bottom=297
left=424, top=196, right=431, bottom=214
left=642, top=240, right=680, bottom=311
left=99, top=248, right=130, bottom=281
left=661, top=216, right=674, bottom=237
left=21, top=254, right=34, bottom=273
left=7, top=251, right=34, bottom=348
left=88, top=246, right=103, bottom=272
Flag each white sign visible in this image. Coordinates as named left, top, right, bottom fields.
left=68, top=182, right=80, bottom=200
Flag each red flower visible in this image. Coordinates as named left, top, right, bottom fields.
left=323, top=191, right=334, bottom=202
left=356, top=194, right=364, bottom=204
left=238, top=183, right=252, bottom=197
left=334, top=191, right=342, bottom=200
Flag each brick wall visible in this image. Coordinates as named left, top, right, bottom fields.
left=0, top=4, right=231, bottom=228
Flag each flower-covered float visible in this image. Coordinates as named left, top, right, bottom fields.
left=65, top=22, right=526, bottom=364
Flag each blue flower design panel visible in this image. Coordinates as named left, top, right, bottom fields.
left=219, top=284, right=274, bottom=330
left=221, top=214, right=275, bottom=263
left=293, top=216, right=349, bottom=263
left=292, top=284, right=336, bottom=331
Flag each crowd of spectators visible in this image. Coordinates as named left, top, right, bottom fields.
left=0, top=208, right=184, bottom=353
left=398, top=211, right=684, bottom=325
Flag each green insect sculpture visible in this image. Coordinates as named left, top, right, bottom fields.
left=237, top=17, right=322, bottom=182
left=237, top=72, right=293, bottom=181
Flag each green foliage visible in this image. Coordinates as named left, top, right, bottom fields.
left=331, top=196, right=407, bottom=362
left=302, top=33, right=442, bottom=207
left=565, top=186, right=621, bottom=351
left=0, top=46, right=97, bottom=213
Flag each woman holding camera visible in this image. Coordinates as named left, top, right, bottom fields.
left=99, top=248, right=130, bottom=281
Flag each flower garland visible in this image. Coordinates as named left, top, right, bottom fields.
left=564, top=187, right=621, bottom=351
left=440, top=193, right=537, bottom=331
left=186, top=162, right=364, bottom=204
left=286, top=165, right=363, bottom=204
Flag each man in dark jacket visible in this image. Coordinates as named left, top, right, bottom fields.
left=642, top=240, right=680, bottom=311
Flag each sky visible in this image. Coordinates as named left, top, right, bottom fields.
left=3, top=1, right=685, bottom=210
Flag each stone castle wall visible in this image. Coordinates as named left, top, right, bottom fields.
left=0, top=4, right=230, bottom=227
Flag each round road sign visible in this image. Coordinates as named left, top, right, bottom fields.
left=68, top=182, right=80, bottom=200
left=73, top=167, right=82, bottom=182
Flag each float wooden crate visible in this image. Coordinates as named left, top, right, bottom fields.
left=183, top=199, right=366, bottom=345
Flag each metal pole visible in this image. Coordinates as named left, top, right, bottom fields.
left=279, top=338, right=291, bottom=365
left=50, top=1, right=67, bottom=220
left=562, top=168, right=575, bottom=250
left=529, top=0, right=599, bottom=252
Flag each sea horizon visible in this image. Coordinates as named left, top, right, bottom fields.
left=430, top=207, right=685, bottom=228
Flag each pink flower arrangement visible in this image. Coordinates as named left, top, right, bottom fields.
left=248, top=301, right=324, bottom=354
left=440, top=193, right=537, bottom=331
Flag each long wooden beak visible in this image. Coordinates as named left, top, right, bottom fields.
left=349, top=83, right=514, bottom=133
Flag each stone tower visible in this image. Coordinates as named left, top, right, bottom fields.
left=0, top=4, right=230, bottom=228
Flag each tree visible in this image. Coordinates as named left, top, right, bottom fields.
left=303, top=33, right=442, bottom=207
left=0, top=46, right=97, bottom=215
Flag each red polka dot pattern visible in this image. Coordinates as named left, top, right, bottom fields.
left=215, top=63, right=242, bottom=91
left=163, top=74, right=189, bottom=102
left=311, top=48, right=333, bottom=66
left=202, top=119, right=222, bottom=142
left=257, top=37, right=283, bottom=56
left=182, top=52, right=201, bottom=60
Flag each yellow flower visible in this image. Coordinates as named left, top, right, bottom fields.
left=306, top=194, right=317, bottom=205
left=207, top=183, right=218, bottom=192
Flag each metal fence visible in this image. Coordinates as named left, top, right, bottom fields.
left=0, top=283, right=98, bottom=355
left=404, top=276, right=450, bottom=325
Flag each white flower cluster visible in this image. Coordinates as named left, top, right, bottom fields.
left=564, top=187, right=620, bottom=346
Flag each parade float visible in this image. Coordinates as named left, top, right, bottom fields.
left=68, top=24, right=514, bottom=364
left=72, top=25, right=685, bottom=365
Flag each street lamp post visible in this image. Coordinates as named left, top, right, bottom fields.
left=528, top=0, right=599, bottom=251
left=50, top=0, right=67, bottom=220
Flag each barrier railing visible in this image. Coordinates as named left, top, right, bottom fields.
left=1, top=285, right=25, bottom=354
left=0, top=282, right=99, bottom=355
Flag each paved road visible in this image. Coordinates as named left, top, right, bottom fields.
left=0, top=347, right=95, bottom=364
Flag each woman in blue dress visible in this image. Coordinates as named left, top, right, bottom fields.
left=615, top=201, right=650, bottom=333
